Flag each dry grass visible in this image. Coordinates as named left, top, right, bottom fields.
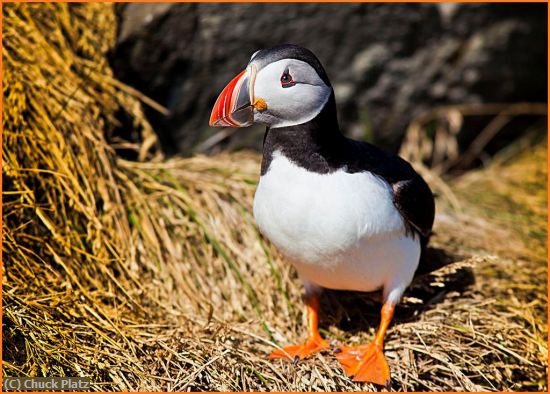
left=2, top=3, right=547, bottom=391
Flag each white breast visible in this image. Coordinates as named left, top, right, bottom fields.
left=253, top=151, right=420, bottom=299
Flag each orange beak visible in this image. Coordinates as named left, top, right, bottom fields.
left=209, top=66, right=256, bottom=127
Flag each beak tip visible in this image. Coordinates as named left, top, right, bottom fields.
left=209, top=110, right=221, bottom=127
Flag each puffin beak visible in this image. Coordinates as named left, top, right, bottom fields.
left=209, top=65, right=257, bottom=127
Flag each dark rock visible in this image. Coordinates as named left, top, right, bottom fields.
left=111, top=3, right=547, bottom=156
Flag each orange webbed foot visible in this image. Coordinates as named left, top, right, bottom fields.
left=269, top=336, right=329, bottom=362
left=335, top=342, right=390, bottom=386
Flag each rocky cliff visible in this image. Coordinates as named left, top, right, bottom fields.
left=111, top=3, right=547, bottom=155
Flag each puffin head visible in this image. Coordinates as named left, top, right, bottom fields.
left=209, top=44, right=332, bottom=129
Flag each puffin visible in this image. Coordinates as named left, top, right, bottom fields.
left=209, top=44, right=435, bottom=385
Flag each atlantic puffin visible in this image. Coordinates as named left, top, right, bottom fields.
left=209, top=44, right=435, bottom=385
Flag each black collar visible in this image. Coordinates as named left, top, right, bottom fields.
left=261, top=91, right=345, bottom=175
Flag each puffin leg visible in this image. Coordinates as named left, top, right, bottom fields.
left=335, top=302, right=394, bottom=385
left=269, top=292, right=329, bottom=361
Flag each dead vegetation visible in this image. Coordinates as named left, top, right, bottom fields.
left=2, top=3, right=547, bottom=391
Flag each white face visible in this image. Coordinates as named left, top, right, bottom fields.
left=251, top=59, right=331, bottom=128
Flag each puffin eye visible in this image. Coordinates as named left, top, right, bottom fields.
left=280, top=70, right=295, bottom=88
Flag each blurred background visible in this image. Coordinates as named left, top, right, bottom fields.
left=111, top=2, right=547, bottom=166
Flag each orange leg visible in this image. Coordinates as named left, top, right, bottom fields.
left=335, top=302, right=395, bottom=386
left=269, top=293, right=329, bottom=361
